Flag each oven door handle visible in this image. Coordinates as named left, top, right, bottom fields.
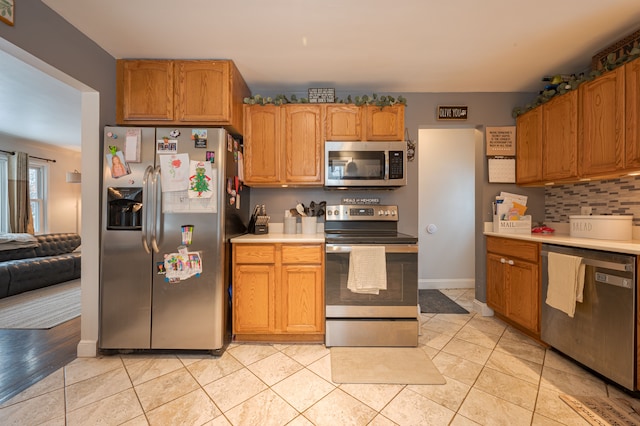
left=326, top=244, right=418, bottom=254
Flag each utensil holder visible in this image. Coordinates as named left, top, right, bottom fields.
left=284, top=217, right=297, bottom=234
left=301, top=216, right=317, bottom=234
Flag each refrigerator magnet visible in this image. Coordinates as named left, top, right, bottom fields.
left=156, top=262, right=166, bottom=275
left=157, top=138, right=178, bottom=153
left=191, top=129, right=207, bottom=148
left=107, top=150, right=131, bottom=179
left=206, top=151, right=215, bottom=164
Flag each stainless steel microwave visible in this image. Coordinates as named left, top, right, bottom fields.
left=324, top=141, right=407, bottom=188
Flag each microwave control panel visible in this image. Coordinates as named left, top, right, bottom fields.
left=389, top=151, right=404, bottom=179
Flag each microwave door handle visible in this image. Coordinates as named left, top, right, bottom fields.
left=384, top=150, right=390, bottom=180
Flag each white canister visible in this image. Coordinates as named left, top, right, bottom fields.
left=301, top=216, right=317, bottom=234
left=284, top=217, right=297, bottom=234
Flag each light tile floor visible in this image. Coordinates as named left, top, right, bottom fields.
left=1, top=289, right=636, bottom=425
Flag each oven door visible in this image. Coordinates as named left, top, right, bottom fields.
left=325, top=243, right=418, bottom=318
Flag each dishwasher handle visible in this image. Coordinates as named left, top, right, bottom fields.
left=541, top=250, right=634, bottom=273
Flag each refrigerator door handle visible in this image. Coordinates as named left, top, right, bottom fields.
left=151, top=166, right=161, bottom=253
left=141, top=165, right=154, bottom=254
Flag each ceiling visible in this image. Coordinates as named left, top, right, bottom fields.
left=3, top=1, right=640, bottom=150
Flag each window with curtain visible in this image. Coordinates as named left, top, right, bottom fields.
left=29, top=162, right=48, bottom=234
left=0, top=154, right=8, bottom=233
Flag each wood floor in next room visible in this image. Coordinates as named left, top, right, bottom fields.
left=0, top=317, right=80, bottom=404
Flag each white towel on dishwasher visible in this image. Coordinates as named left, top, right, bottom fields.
left=347, top=246, right=387, bottom=294
left=545, top=252, right=585, bottom=318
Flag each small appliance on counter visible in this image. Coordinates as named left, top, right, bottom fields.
left=248, top=204, right=269, bottom=234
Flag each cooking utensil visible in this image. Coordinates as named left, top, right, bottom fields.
left=296, top=203, right=307, bottom=216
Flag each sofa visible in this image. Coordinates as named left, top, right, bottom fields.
left=0, top=233, right=81, bottom=299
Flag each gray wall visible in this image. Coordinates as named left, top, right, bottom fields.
left=0, top=0, right=117, bottom=130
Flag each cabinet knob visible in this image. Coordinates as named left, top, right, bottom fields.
left=501, top=258, right=506, bottom=264
left=507, top=260, right=514, bottom=265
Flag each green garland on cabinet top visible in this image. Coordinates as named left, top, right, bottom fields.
left=513, top=47, right=640, bottom=118
left=243, top=93, right=407, bottom=107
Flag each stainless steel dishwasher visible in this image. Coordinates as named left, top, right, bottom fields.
left=541, top=244, right=636, bottom=390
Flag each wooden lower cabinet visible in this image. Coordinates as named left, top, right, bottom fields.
left=232, top=243, right=324, bottom=342
left=486, top=236, right=541, bottom=336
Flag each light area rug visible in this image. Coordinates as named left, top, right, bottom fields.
left=330, top=347, right=446, bottom=385
left=0, top=279, right=81, bottom=329
left=560, top=394, right=640, bottom=426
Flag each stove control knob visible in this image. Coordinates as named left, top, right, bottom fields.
left=390, top=210, right=397, bottom=216
left=327, top=210, right=332, bottom=216
left=334, top=209, right=340, bottom=216
left=377, top=210, right=384, bottom=216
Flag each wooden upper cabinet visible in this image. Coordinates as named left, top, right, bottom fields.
left=176, top=61, right=229, bottom=122
left=365, top=105, right=405, bottom=140
left=325, top=104, right=363, bottom=140
left=243, top=105, right=281, bottom=184
left=516, top=107, right=543, bottom=184
left=243, top=104, right=323, bottom=186
left=116, top=59, right=249, bottom=134
left=117, top=60, right=174, bottom=121
left=282, top=105, right=323, bottom=184
left=579, top=66, right=625, bottom=178
left=542, top=90, right=578, bottom=181
left=626, top=57, right=640, bottom=170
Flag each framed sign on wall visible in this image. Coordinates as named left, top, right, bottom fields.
left=486, top=126, right=516, bottom=156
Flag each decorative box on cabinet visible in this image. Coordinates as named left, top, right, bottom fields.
left=116, top=59, right=249, bottom=134
left=232, top=243, right=324, bottom=342
left=486, top=236, right=541, bottom=336
left=243, top=104, right=323, bottom=186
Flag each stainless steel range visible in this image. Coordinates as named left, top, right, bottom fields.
left=324, top=204, right=419, bottom=347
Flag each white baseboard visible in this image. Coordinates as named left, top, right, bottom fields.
left=77, top=339, right=98, bottom=357
left=419, top=279, right=475, bottom=290
left=473, top=299, right=494, bottom=317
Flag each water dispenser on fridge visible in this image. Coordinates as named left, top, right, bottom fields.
left=107, top=187, right=142, bottom=230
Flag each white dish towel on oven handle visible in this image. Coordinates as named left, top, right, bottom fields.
left=347, top=246, right=387, bottom=294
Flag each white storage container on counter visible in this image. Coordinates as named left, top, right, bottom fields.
left=569, top=215, right=632, bottom=241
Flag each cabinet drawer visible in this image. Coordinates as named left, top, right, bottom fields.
left=486, top=236, right=539, bottom=262
left=234, top=244, right=276, bottom=264
left=282, top=245, right=323, bottom=264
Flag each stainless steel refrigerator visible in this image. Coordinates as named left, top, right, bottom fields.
left=99, top=126, right=249, bottom=352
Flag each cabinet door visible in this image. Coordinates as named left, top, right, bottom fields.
left=325, top=105, right=363, bottom=140
left=117, top=60, right=174, bottom=122
left=282, top=105, right=323, bottom=184
left=281, top=265, right=324, bottom=333
left=176, top=61, right=229, bottom=122
left=543, top=91, right=578, bottom=181
left=515, top=107, right=543, bottom=184
left=243, top=105, right=281, bottom=184
left=626, top=58, right=640, bottom=169
left=486, top=253, right=507, bottom=314
left=506, top=260, right=539, bottom=333
left=365, top=105, right=405, bottom=140
left=579, top=66, right=625, bottom=177
left=233, top=264, right=275, bottom=334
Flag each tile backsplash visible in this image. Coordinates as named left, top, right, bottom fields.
left=545, top=176, right=640, bottom=225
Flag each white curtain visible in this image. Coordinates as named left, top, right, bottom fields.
left=8, top=152, right=34, bottom=234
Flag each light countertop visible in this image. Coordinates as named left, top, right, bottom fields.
left=230, top=221, right=325, bottom=244
left=230, top=232, right=325, bottom=244
left=483, top=229, right=640, bottom=255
